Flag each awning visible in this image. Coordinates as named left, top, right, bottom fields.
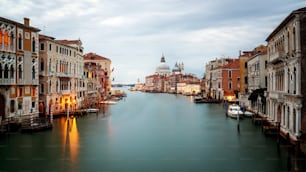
left=248, top=88, right=266, bottom=103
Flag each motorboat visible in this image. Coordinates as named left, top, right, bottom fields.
left=100, top=100, right=117, bottom=105
left=86, top=108, right=99, bottom=113
left=227, top=104, right=244, bottom=119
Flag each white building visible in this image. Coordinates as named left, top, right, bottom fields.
left=266, top=8, right=305, bottom=149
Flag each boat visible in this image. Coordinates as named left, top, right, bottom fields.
left=227, top=104, right=244, bottom=119
left=243, top=110, right=254, bottom=117
left=86, top=108, right=99, bottom=113
left=193, top=96, right=206, bottom=103
left=193, top=97, right=221, bottom=104
left=100, top=100, right=117, bottom=105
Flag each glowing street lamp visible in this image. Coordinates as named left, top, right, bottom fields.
left=67, top=99, right=70, bottom=120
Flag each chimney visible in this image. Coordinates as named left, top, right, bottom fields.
left=24, top=18, right=30, bottom=26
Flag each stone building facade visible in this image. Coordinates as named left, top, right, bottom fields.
left=266, top=7, right=306, bottom=151
left=83, top=53, right=112, bottom=105
left=39, top=35, right=84, bottom=115
left=0, top=17, right=40, bottom=120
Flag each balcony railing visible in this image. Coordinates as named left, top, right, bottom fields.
left=0, top=78, right=15, bottom=85
left=32, top=79, right=39, bottom=85
left=61, top=89, right=71, bottom=95
left=268, top=91, right=284, bottom=101
left=269, top=50, right=286, bottom=64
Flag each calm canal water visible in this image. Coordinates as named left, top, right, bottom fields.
left=0, top=88, right=298, bottom=171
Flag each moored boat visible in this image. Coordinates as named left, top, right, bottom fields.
left=227, top=104, right=244, bottom=119
left=193, top=97, right=221, bottom=104
left=100, top=100, right=117, bottom=105
left=86, top=108, right=99, bottom=113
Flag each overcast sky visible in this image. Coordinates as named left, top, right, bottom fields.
left=1, top=0, right=306, bottom=83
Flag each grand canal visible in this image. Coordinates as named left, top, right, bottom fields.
left=0, top=89, right=301, bottom=171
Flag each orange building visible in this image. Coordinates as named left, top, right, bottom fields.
left=211, top=59, right=240, bottom=101
left=221, top=59, right=240, bottom=101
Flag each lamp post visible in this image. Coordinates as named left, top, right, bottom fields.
left=237, top=107, right=240, bottom=133
left=66, top=100, right=70, bottom=120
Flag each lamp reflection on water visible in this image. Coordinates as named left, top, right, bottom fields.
left=62, top=117, right=79, bottom=166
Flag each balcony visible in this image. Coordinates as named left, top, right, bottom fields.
left=32, top=79, right=39, bottom=85
left=269, top=50, right=286, bottom=64
left=268, top=91, right=284, bottom=102
left=88, top=90, right=98, bottom=94
left=61, top=89, right=71, bottom=95
left=57, top=72, right=73, bottom=78
left=0, top=78, right=15, bottom=85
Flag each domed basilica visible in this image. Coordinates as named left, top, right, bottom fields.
left=155, top=54, right=184, bottom=76
left=155, top=55, right=171, bottom=76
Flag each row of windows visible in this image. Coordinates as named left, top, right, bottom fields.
left=269, top=28, right=296, bottom=55
left=9, top=100, right=36, bottom=112
left=40, top=43, right=77, bottom=57
left=40, top=80, right=86, bottom=94
left=268, top=67, right=297, bottom=94
left=0, top=64, right=36, bottom=80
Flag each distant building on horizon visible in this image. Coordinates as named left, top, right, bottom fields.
left=155, top=54, right=171, bottom=77
left=145, top=54, right=200, bottom=94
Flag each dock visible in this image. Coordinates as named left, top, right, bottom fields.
left=21, top=117, right=53, bottom=133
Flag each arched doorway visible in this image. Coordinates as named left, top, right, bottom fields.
left=0, top=94, right=5, bottom=120
left=39, top=102, right=45, bottom=117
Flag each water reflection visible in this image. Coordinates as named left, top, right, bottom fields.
left=62, top=117, right=79, bottom=166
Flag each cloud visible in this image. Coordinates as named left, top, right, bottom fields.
left=1, top=0, right=306, bottom=83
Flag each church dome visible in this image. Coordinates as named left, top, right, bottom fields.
left=156, top=55, right=170, bottom=76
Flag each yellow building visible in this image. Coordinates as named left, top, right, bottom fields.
left=39, top=35, right=84, bottom=115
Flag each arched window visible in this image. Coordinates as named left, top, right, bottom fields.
left=0, top=63, right=2, bottom=78
left=287, top=32, right=290, bottom=53
left=9, top=32, right=14, bottom=51
left=4, top=31, right=8, bottom=49
left=293, top=67, right=296, bottom=94
left=10, top=65, right=14, bottom=79
left=293, top=108, right=296, bottom=133
left=287, top=107, right=290, bottom=129
left=18, top=64, right=22, bottom=79
left=18, top=33, right=22, bottom=50
left=0, top=29, right=2, bottom=48
left=49, top=81, right=52, bottom=93
left=40, top=59, right=44, bottom=71
left=32, top=66, right=36, bottom=79
left=293, top=28, right=296, bottom=51
left=287, top=69, right=290, bottom=93
left=4, top=64, right=9, bottom=78
left=32, top=37, right=36, bottom=52
left=49, top=59, right=52, bottom=72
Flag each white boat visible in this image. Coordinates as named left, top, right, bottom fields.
left=227, top=104, right=243, bottom=119
left=100, top=100, right=117, bottom=105
left=243, top=111, right=255, bottom=117
left=86, top=108, right=99, bottom=113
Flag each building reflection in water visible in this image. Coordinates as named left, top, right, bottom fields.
left=61, top=117, right=79, bottom=166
